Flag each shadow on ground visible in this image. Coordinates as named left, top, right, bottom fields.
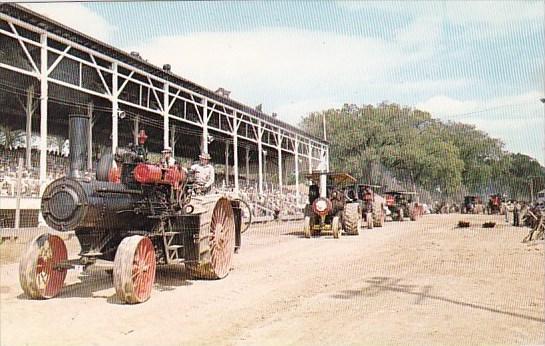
left=332, top=276, right=544, bottom=323
left=17, top=265, right=194, bottom=304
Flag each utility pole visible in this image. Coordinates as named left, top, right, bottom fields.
left=541, top=98, right=545, bottom=166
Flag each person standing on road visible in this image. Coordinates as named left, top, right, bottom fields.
left=513, top=200, right=521, bottom=227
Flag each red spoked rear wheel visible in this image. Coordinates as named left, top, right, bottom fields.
left=113, top=236, right=156, bottom=304
left=187, top=197, right=235, bottom=279
left=209, top=198, right=235, bottom=278
left=19, top=234, right=68, bottom=299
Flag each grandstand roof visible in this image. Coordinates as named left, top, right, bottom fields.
left=0, top=3, right=328, bottom=145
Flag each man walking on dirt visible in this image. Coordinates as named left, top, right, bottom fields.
left=190, top=152, right=215, bottom=193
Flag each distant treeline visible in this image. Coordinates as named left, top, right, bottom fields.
left=301, top=102, right=545, bottom=200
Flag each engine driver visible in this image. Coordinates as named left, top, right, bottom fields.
left=161, top=147, right=176, bottom=168
left=190, top=152, right=215, bottom=193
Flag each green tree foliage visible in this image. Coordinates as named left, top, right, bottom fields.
left=300, top=103, right=544, bottom=200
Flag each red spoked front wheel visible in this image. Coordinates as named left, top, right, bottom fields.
left=113, top=235, right=156, bottom=304
left=19, top=234, right=68, bottom=299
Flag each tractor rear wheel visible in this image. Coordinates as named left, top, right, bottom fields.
left=304, top=216, right=312, bottom=238
left=113, top=235, right=156, bottom=304
left=186, top=197, right=235, bottom=279
left=343, top=203, right=360, bottom=235
left=19, top=234, right=68, bottom=299
left=332, top=216, right=340, bottom=239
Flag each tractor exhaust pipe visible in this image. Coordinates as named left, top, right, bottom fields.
left=319, top=173, right=327, bottom=198
left=68, top=114, right=89, bottom=179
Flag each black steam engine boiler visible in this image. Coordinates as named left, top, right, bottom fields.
left=19, top=114, right=243, bottom=304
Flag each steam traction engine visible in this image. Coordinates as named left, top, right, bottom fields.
left=19, top=114, right=243, bottom=304
left=357, top=184, right=386, bottom=229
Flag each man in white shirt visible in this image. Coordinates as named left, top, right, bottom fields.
left=161, top=147, right=176, bottom=168
left=190, top=152, right=215, bottom=193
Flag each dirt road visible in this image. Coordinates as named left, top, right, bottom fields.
left=1, top=214, right=543, bottom=346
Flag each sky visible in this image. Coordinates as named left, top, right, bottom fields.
left=23, top=1, right=545, bottom=164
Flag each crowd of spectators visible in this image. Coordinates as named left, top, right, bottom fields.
left=0, top=147, right=68, bottom=197
left=218, top=183, right=307, bottom=220
left=1, top=146, right=307, bottom=224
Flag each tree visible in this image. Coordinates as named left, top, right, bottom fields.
left=300, top=102, right=544, bottom=202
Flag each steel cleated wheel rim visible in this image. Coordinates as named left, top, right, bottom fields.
left=19, top=234, right=68, bottom=299
left=114, top=236, right=156, bottom=304
left=209, top=198, right=235, bottom=279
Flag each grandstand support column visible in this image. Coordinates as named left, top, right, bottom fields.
left=170, top=125, right=176, bottom=155
left=307, top=145, right=312, bottom=173
left=38, top=33, right=48, bottom=226
left=163, top=83, right=169, bottom=150
left=225, top=142, right=230, bottom=186
left=39, top=33, right=48, bottom=196
left=112, top=62, right=118, bottom=154
left=133, top=115, right=139, bottom=145
left=25, top=85, right=34, bottom=170
left=294, top=137, right=300, bottom=202
left=257, top=121, right=264, bottom=194
left=232, top=117, right=240, bottom=192
left=245, top=147, right=250, bottom=187
left=87, top=102, right=93, bottom=171
left=201, top=99, right=209, bottom=154
left=276, top=132, right=284, bottom=193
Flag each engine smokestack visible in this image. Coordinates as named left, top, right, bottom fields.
left=68, top=114, right=89, bottom=179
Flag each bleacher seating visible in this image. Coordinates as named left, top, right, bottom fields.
left=0, top=147, right=68, bottom=197
left=0, top=146, right=308, bottom=225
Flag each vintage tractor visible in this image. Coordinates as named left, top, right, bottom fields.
left=487, top=194, right=504, bottom=214
left=19, top=114, right=244, bottom=304
left=356, top=184, right=385, bottom=229
left=303, top=172, right=361, bottom=238
left=384, top=191, right=423, bottom=221
left=461, top=195, right=484, bottom=214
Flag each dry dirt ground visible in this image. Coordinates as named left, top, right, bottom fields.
left=0, top=214, right=543, bottom=346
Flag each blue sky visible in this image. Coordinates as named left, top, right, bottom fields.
left=25, top=1, right=545, bottom=163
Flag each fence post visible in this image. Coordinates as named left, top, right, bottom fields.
left=14, top=157, right=23, bottom=234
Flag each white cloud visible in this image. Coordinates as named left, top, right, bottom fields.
left=22, top=3, right=116, bottom=43
left=339, top=1, right=542, bottom=24
left=131, top=29, right=410, bottom=89
left=341, top=1, right=543, bottom=42
left=129, top=28, right=423, bottom=123
left=274, top=98, right=341, bottom=125
left=395, top=16, right=442, bottom=52
left=417, top=91, right=545, bottom=163
left=416, top=91, right=543, bottom=118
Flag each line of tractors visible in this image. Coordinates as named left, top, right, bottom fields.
left=460, top=194, right=507, bottom=215
left=303, top=171, right=424, bottom=238
left=19, top=114, right=425, bottom=305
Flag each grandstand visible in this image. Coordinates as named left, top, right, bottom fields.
left=0, top=3, right=327, bottom=226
